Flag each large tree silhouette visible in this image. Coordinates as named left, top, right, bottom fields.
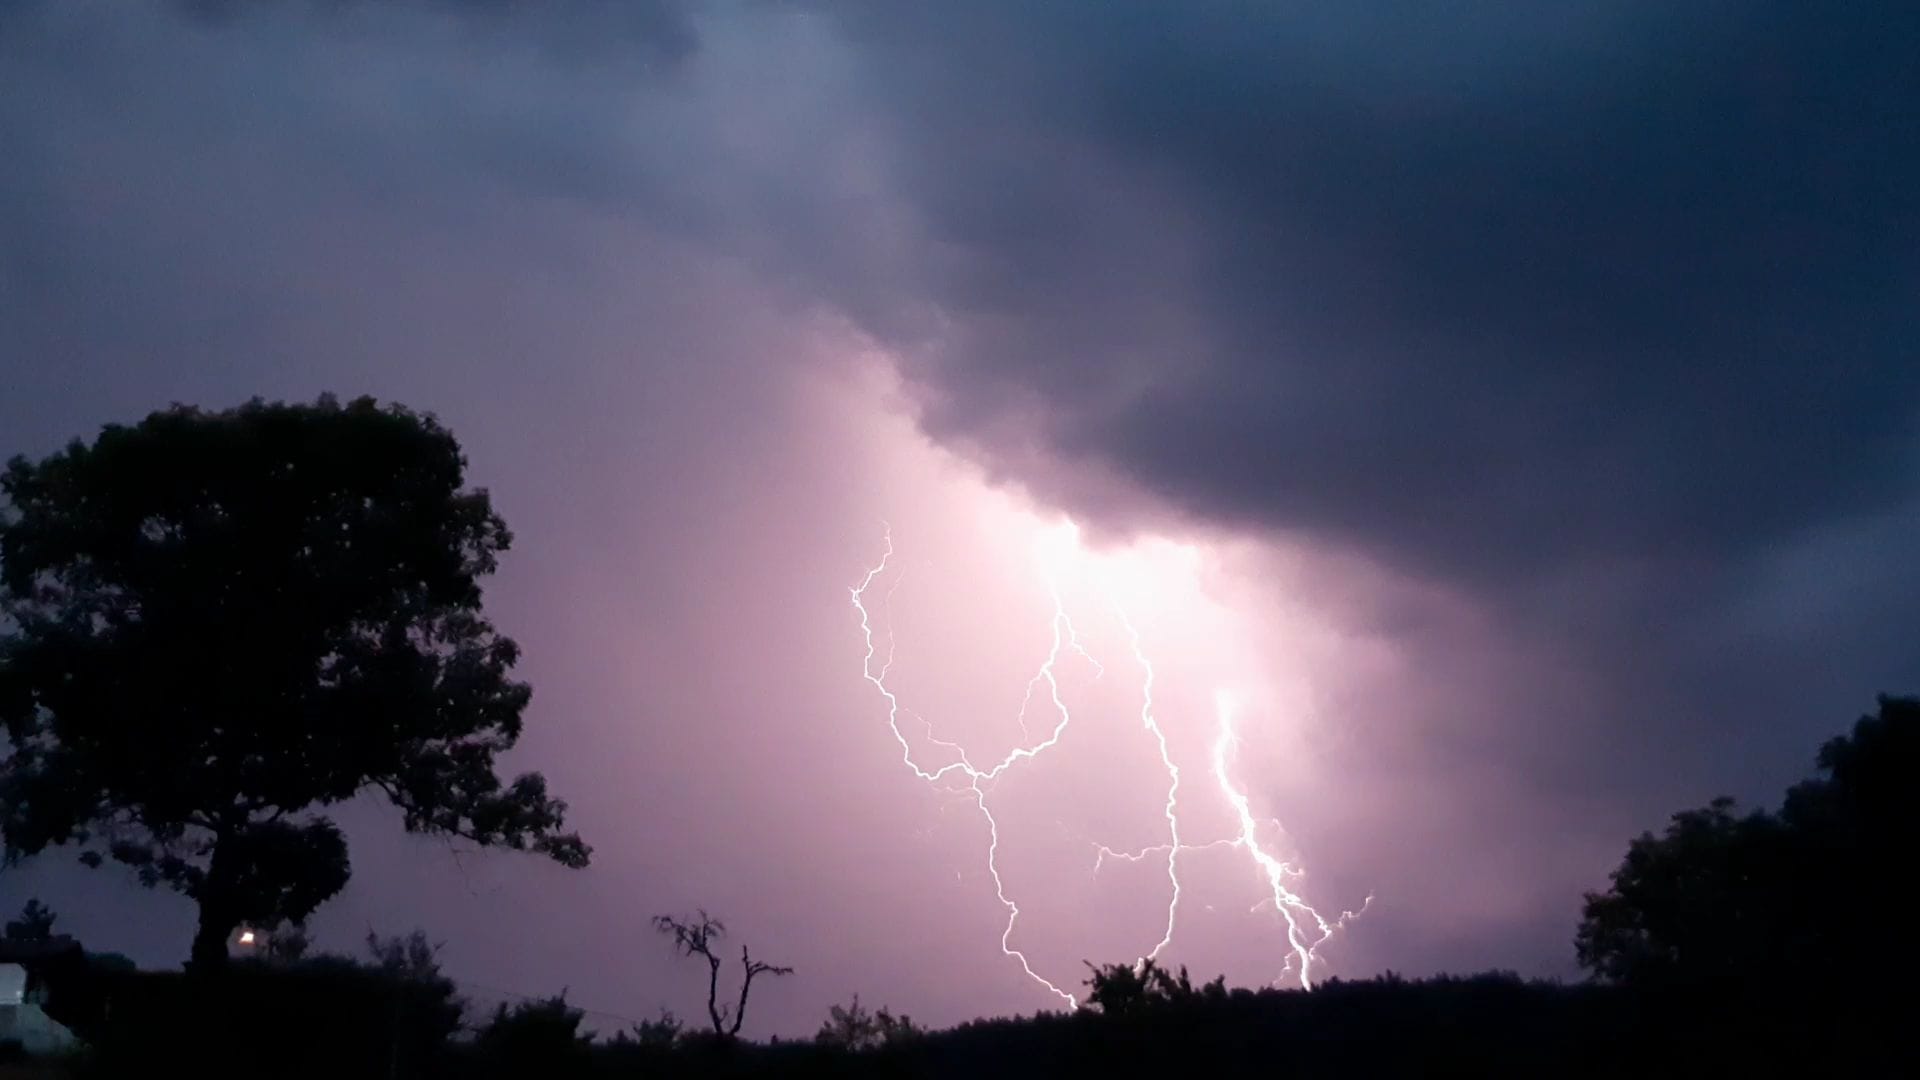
left=0, top=396, right=589, bottom=968
left=1578, top=694, right=1917, bottom=987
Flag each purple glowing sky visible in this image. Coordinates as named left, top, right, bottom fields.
left=2, top=1, right=1916, bottom=1037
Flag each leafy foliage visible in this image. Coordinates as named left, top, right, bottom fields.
left=473, top=994, right=593, bottom=1076
left=4, top=897, right=56, bottom=941
left=1082, top=958, right=1226, bottom=1015
left=815, top=993, right=922, bottom=1050
left=365, top=929, right=450, bottom=984
left=262, top=921, right=312, bottom=963
left=628, top=1008, right=685, bottom=1048
left=1577, top=694, right=1918, bottom=987
left=0, top=396, right=588, bottom=965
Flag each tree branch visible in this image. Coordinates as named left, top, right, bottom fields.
left=654, top=911, right=790, bottom=1037
left=652, top=911, right=732, bottom=1033
left=728, top=943, right=795, bottom=1037
left=706, top=944, right=725, bottom=1033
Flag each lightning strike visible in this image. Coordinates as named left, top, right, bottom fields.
left=1209, top=692, right=1371, bottom=988
left=1092, top=836, right=1238, bottom=872
left=1114, top=602, right=1182, bottom=962
left=852, top=525, right=1090, bottom=1007
left=852, top=523, right=1365, bottom=1007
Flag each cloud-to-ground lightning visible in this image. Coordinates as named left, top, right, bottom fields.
left=851, top=523, right=1364, bottom=1006
left=853, top=525, right=1090, bottom=1006
left=1114, top=602, right=1183, bottom=962
left=1209, top=692, right=1371, bottom=988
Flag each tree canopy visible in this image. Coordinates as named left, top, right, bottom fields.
left=0, top=396, right=588, bottom=967
left=815, top=994, right=921, bottom=1051
left=4, top=897, right=57, bottom=942
left=1577, top=694, right=1917, bottom=988
left=1082, top=958, right=1226, bottom=1016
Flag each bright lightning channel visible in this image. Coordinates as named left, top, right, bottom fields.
left=1113, top=602, right=1182, bottom=962
left=1209, top=692, right=1372, bottom=987
left=851, top=524, right=1364, bottom=1006
left=853, top=525, right=1087, bottom=1006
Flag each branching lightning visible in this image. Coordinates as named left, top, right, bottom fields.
left=1088, top=694, right=1373, bottom=988
left=851, top=523, right=1364, bottom=1007
left=1209, top=692, right=1372, bottom=988
left=1114, top=602, right=1182, bottom=962
left=853, top=525, right=1087, bottom=1006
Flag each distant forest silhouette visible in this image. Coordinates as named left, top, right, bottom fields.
left=1, top=399, right=1910, bottom=1077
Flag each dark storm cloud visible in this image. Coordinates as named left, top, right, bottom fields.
left=826, top=0, right=1920, bottom=594
left=708, top=1, right=1920, bottom=831
left=172, top=0, right=702, bottom=65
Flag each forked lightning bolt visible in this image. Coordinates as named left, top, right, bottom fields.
left=1114, top=603, right=1183, bottom=962
left=853, top=526, right=1087, bottom=1006
left=1209, top=693, right=1372, bottom=987
left=851, top=525, right=1364, bottom=1005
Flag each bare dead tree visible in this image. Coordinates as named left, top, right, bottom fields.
left=652, top=910, right=794, bottom=1037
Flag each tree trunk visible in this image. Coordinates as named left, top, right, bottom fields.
left=188, top=836, right=239, bottom=972
left=189, top=899, right=237, bottom=971
left=705, top=953, right=725, bottom=1034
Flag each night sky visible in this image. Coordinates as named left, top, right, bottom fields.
left=2, top=0, right=1916, bottom=1036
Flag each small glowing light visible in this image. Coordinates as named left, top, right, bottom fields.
left=237, top=930, right=256, bottom=946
